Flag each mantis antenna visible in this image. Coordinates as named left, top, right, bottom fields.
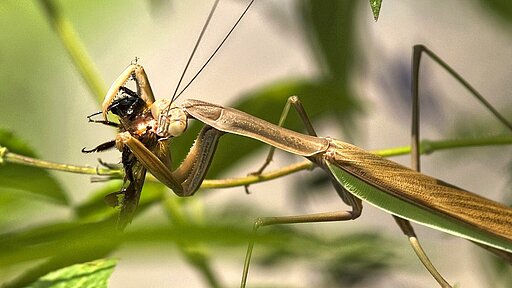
left=170, top=0, right=220, bottom=103
left=171, top=0, right=257, bottom=102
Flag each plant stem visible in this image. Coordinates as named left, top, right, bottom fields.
left=1, top=134, right=511, bottom=190
left=1, top=147, right=121, bottom=177
left=38, top=0, right=106, bottom=102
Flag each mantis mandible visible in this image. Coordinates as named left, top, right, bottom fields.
left=83, top=1, right=512, bottom=287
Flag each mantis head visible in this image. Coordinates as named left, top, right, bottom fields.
left=151, top=99, right=188, bottom=139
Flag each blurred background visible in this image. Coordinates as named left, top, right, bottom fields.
left=0, top=0, right=511, bottom=287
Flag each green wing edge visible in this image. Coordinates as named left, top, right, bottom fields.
left=326, top=162, right=512, bottom=253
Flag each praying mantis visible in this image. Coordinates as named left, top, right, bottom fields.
left=80, top=1, right=512, bottom=288
left=86, top=49, right=512, bottom=288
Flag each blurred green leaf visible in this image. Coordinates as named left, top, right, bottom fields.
left=0, top=221, right=118, bottom=288
left=0, top=129, right=68, bottom=205
left=162, top=196, right=223, bottom=288
left=299, top=0, right=363, bottom=138
left=252, top=227, right=404, bottom=287
left=26, top=259, right=117, bottom=288
left=0, top=222, right=116, bottom=268
left=74, top=180, right=165, bottom=224
left=368, top=0, right=383, bottom=21
left=321, top=233, right=400, bottom=286
left=0, top=192, right=51, bottom=231
left=481, top=253, right=512, bottom=288
left=477, top=0, right=512, bottom=26
left=0, top=201, right=405, bottom=287
left=298, top=1, right=358, bottom=80
left=74, top=181, right=124, bottom=222
left=208, top=201, right=405, bottom=287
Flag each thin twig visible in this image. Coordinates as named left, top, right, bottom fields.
left=2, top=135, right=511, bottom=190
left=2, top=148, right=121, bottom=177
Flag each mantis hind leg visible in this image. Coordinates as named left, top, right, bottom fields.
left=396, top=45, right=455, bottom=288
left=393, top=216, right=452, bottom=287
left=401, top=45, right=512, bottom=287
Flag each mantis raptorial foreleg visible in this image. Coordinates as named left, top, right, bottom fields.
left=118, top=125, right=223, bottom=197
left=90, top=61, right=226, bottom=198
left=102, top=63, right=155, bottom=120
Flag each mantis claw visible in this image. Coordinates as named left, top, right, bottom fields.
left=102, top=64, right=155, bottom=121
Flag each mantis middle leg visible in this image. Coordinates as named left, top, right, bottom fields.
left=240, top=96, right=363, bottom=287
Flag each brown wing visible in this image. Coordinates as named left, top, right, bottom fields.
left=111, top=133, right=167, bottom=229
left=104, top=147, right=147, bottom=230
left=328, top=140, right=512, bottom=241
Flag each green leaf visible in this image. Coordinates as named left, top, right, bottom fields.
left=0, top=129, right=68, bottom=205
left=75, top=180, right=165, bottom=224
left=27, top=259, right=117, bottom=288
left=298, top=1, right=358, bottom=79
left=0, top=204, right=404, bottom=287
left=476, top=0, right=512, bottom=26
left=74, top=181, right=124, bottom=222
left=0, top=192, right=47, bottom=231
left=369, top=0, right=383, bottom=21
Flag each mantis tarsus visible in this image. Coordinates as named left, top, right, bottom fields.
left=83, top=2, right=512, bottom=288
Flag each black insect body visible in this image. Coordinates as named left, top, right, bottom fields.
left=83, top=81, right=163, bottom=229
left=108, top=87, right=146, bottom=120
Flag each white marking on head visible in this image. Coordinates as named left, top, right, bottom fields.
left=151, top=99, right=187, bottom=138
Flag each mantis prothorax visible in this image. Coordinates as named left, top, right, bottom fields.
left=87, top=44, right=512, bottom=288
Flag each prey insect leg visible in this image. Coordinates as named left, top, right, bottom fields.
left=82, top=140, right=116, bottom=153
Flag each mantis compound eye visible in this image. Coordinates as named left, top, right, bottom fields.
left=151, top=99, right=187, bottom=138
